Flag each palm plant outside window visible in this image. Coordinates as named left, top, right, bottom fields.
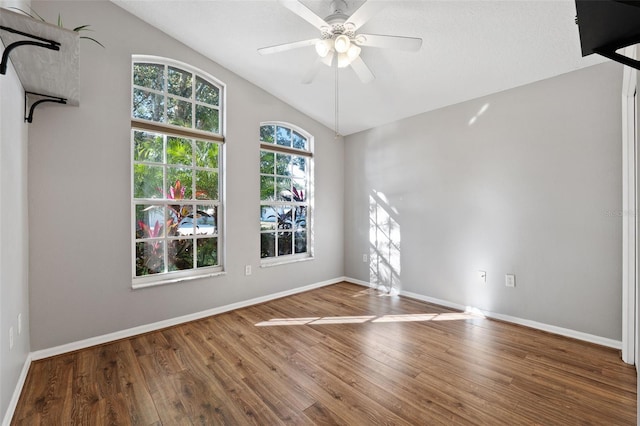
left=131, top=56, right=224, bottom=287
left=260, top=123, right=312, bottom=262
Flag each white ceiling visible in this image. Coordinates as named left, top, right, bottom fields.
left=113, top=0, right=607, bottom=136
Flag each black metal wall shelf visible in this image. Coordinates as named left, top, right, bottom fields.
left=575, top=0, right=640, bottom=71
left=0, top=7, right=79, bottom=122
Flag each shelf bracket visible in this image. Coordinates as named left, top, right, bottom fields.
left=24, top=91, right=66, bottom=123
left=593, top=32, right=640, bottom=71
left=0, top=25, right=60, bottom=75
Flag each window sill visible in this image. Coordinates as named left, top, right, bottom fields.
left=132, top=270, right=226, bottom=290
left=260, top=255, right=314, bottom=268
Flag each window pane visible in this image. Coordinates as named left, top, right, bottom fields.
left=133, top=63, right=164, bottom=91
left=167, top=170, right=193, bottom=199
left=196, top=170, right=218, bottom=200
left=260, top=125, right=275, bottom=143
left=195, top=105, right=219, bottom=133
left=276, top=126, right=292, bottom=147
left=170, top=204, right=194, bottom=236
left=167, top=137, right=193, bottom=166
left=168, top=67, right=192, bottom=98
left=260, top=151, right=275, bottom=174
left=196, top=77, right=219, bottom=106
left=277, top=177, right=292, bottom=201
left=168, top=239, right=193, bottom=271
left=293, top=180, right=305, bottom=202
left=134, top=131, right=163, bottom=163
left=260, top=176, right=275, bottom=201
left=260, top=206, right=277, bottom=231
left=134, top=164, right=163, bottom=199
left=293, top=131, right=307, bottom=150
left=292, top=156, right=306, bottom=176
left=133, top=89, right=164, bottom=122
left=197, top=237, right=218, bottom=267
left=276, top=206, right=293, bottom=230
left=277, top=231, right=293, bottom=256
left=196, top=141, right=218, bottom=168
left=195, top=205, right=217, bottom=235
left=135, top=205, right=165, bottom=239
left=276, top=153, right=291, bottom=176
left=261, top=233, right=275, bottom=258
left=167, top=97, right=193, bottom=128
left=295, top=231, right=307, bottom=254
left=136, top=241, right=164, bottom=276
left=294, top=206, right=307, bottom=230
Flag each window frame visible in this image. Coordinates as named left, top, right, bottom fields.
left=259, top=121, right=314, bottom=266
left=131, top=55, right=226, bottom=289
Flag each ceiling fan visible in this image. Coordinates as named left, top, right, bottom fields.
left=258, top=0, right=423, bottom=84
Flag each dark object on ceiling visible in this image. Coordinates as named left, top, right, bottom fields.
left=575, top=0, right=640, bottom=70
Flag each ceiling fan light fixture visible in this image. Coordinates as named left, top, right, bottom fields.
left=315, top=39, right=331, bottom=57
left=334, top=34, right=351, bottom=53
left=346, top=44, right=361, bottom=60
left=337, top=52, right=351, bottom=68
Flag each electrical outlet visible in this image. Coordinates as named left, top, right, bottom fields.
left=505, top=274, right=516, bottom=288
left=478, top=270, right=487, bottom=284
left=245, top=265, right=252, bottom=276
left=9, top=327, right=14, bottom=350
left=17, top=313, right=22, bottom=335
left=363, top=254, right=368, bottom=262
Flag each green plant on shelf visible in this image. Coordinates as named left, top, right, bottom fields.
left=9, top=6, right=104, bottom=47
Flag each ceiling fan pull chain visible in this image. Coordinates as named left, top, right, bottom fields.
left=335, top=64, right=340, bottom=139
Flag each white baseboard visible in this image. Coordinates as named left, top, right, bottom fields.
left=31, top=277, right=343, bottom=361
left=343, top=277, right=373, bottom=288
left=344, top=277, right=623, bottom=350
left=2, top=354, right=32, bottom=426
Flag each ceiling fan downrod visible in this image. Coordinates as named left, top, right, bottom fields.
left=329, top=0, right=349, bottom=16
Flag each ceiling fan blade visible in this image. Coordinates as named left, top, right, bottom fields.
left=302, top=51, right=334, bottom=84
left=320, top=50, right=335, bottom=67
left=278, top=0, right=329, bottom=30
left=350, top=56, right=375, bottom=84
left=258, top=38, right=319, bottom=55
left=355, top=34, right=423, bottom=51
left=346, top=1, right=387, bottom=30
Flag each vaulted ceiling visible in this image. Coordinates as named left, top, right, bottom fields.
left=113, top=0, right=607, bottom=135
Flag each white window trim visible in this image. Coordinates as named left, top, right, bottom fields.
left=260, top=121, right=314, bottom=266
left=621, top=45, right=637, bottom=364
left=131, top=55, right=226, bottom=288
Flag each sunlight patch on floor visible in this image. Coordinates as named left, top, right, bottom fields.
left=255, top=311, right=484, bottom=327
left=351, top=288, right=398, bottom=298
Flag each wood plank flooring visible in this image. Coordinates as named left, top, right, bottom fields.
left=11, top=282, right=637, bottom=425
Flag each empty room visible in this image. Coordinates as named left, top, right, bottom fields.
left=1, top=0, right=639, bottom=424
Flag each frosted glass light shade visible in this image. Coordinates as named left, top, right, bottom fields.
left=347, top=44, right=361, bottom=60
left=334, top=35, right=351, bottom=53
left=315, top=39, right=331, bottom=57
left=337, top=52, right=351, bottom=68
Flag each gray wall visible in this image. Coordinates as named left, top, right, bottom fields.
left=0, top=1, right=31, bottom=418
left=345, top=62, right=623, bottom=340
left=27, top=1, right=344, bottom=351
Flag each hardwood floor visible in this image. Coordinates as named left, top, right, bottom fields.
left=11, top=282, right=637, bottom=425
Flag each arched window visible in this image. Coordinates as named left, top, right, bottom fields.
left=131, top=56, right=225, bottom=288
left=259, top=122, right=313, bottom=263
